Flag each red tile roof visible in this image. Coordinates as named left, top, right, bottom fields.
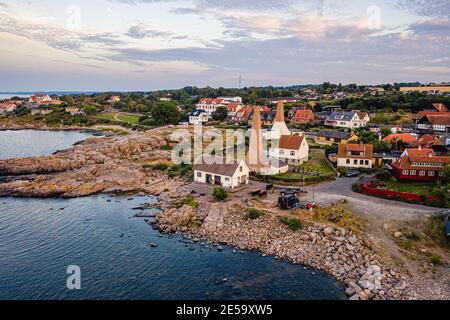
left=409, top=135, right=444, bottom=148
left=278, top=135, right=305, bottom=150
left=227, top=103, right=241, bottom=112
left=382, top=133, right=417, bottom=143
left=393, top=148, right=450, bottom=170
left=337, top=143, right=374, bottom=159
left=292, top=109, right=315, bottom=122
left=199, top=98, right=224, bottom=105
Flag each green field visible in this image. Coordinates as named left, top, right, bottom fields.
left=386, top=181, right=436, bottom=196
left=94, top=112, right=140, bottom=124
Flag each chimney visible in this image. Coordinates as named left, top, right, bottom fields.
left=275, top=100, right=285, bottom=123
left=248, top=105, right=264, bottom=167
left=418, top=146, right=422, bottom=151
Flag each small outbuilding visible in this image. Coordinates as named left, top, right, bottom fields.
left=193, top=157, right=249, bottom=189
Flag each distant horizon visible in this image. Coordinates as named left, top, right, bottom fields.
left=1, top=80, right=449, bottom=95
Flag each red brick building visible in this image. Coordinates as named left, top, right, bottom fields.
left=392, top=148, right=450, bottom=182
left=290, top=109, right=315, bottom=124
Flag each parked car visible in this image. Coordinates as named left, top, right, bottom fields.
left=345, top=169, right=360, bottom=177
left=278, top=194, right=302, bottom=210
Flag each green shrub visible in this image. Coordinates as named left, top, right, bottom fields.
left=279, top=216, right=303, bottom=231
left=191, top=219, right=202, bottom=229
left=213, top=186, right=227, bottom=201
left=244, top=208, right=265, bottom=220
left=430, top=255, right=441, bottom=266
left=175, top=195, right=199, bottom=209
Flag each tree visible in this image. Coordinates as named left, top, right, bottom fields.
left=380, top=127, right=392, bottom=138
left=149, top=101, right=181, bottom=125
left=83, top=105, right=97, bottom=115
left=212, top=106, right=228, bottom=121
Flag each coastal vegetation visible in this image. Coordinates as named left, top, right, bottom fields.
left=244, top=208, right=265, bottom=220
left=279, top=216, right=303, bottom=231
left=212, top=186, right=228, bottom=201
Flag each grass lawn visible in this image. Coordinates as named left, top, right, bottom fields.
left=93, top=112, right=118, bottom=122
left=116, top=113, right=140, bottom=124
left=93, top=112, right=140, bottom=124
left=386, top=181, right=436, bottom=196
left=261, top=149, right=335, bottom=185
left=300, top=149, right=335, bottom=175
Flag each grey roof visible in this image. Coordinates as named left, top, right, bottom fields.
left=314, top=130, right=353, bottom=140
left=328, top=111, right=357, bottom=121
left=190, top=109, right=206, bottom=116
left=193, top=157, right=243, bottom=176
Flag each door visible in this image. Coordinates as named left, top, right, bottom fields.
left=206, top=174, right=212, bottom=184
left=214, top=175, right=222, bottom=186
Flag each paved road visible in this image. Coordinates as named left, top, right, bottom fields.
left=304, top=177, right=438, bottom=220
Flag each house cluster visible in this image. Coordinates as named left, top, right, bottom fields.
left=415, top=103, right=450, bottom=134
left=28, top=94, right=62, bottom=106
left=332, top=103, right=450, bottom=182
left=0, top=99, right=22, bottom=115
left=192, top=101, right=310, bottom=188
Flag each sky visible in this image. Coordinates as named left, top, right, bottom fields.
left=0, top=0, right=449, bottom=91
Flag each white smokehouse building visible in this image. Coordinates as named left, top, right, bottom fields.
left=193, top=157, right=249, bottom=189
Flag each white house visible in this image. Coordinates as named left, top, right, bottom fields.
left=196, top=98, right=226, bottom=117
left=337, top=143, right=374, bottom=169
left=0, top=103, right=17, bottom=115
left=28, top=94, right=52, bottom=104
left=193, top=157, right=249, bottom=189
left=218, top=96, right=242, bottom=104
left=326, top=111, right=370, bottom=129
left=270, top=135, right=309, bottom=165
left=107, top=96, right=121, bottom=103
left=189, top=109, right=208, bottom=125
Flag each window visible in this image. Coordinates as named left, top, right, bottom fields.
left=346, top=159, right=350, bottom=164
left=196, top=172, right=202, bottom=177
left=419, top=171, right=426, bottom=176
left=410, top=170, right=416, bottom=176
left=360, top=160, right=364, bottom=165
left=402, top=170, right=409, bottom=175
left=428, top=171, right=435, bottom=177
left=365, top=160, right=369, bottom=165
left=439, top=172, right=444, bottom=177
left=280, top=150, right=284, bottom=155
left=225, top=177, right=230, bottom=181
left=290, top=151, right=295, bottom=156
left=354, top=160, right=357, bottom=165
left=239, top=166, right=243, bottom=172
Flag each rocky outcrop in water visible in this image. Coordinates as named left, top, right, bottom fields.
left=0, top=126, right=186, bottom=197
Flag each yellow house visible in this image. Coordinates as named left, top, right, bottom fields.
left=314, top=130, right=358, bottom=145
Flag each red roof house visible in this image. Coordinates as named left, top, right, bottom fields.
left=392, top=147, right=450, bottom=181
left=290, top=109, right=315, bottom=124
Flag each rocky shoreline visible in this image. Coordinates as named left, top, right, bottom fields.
left=147, top=194, right=413, bottom=300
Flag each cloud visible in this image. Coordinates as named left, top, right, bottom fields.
left=0, top=13, right=125, bottom=52
left=408, top=18, right=450, bottom=36
left=126, top=23, right=173, bottom=39
left=397, top=0, right=450, bottom=18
